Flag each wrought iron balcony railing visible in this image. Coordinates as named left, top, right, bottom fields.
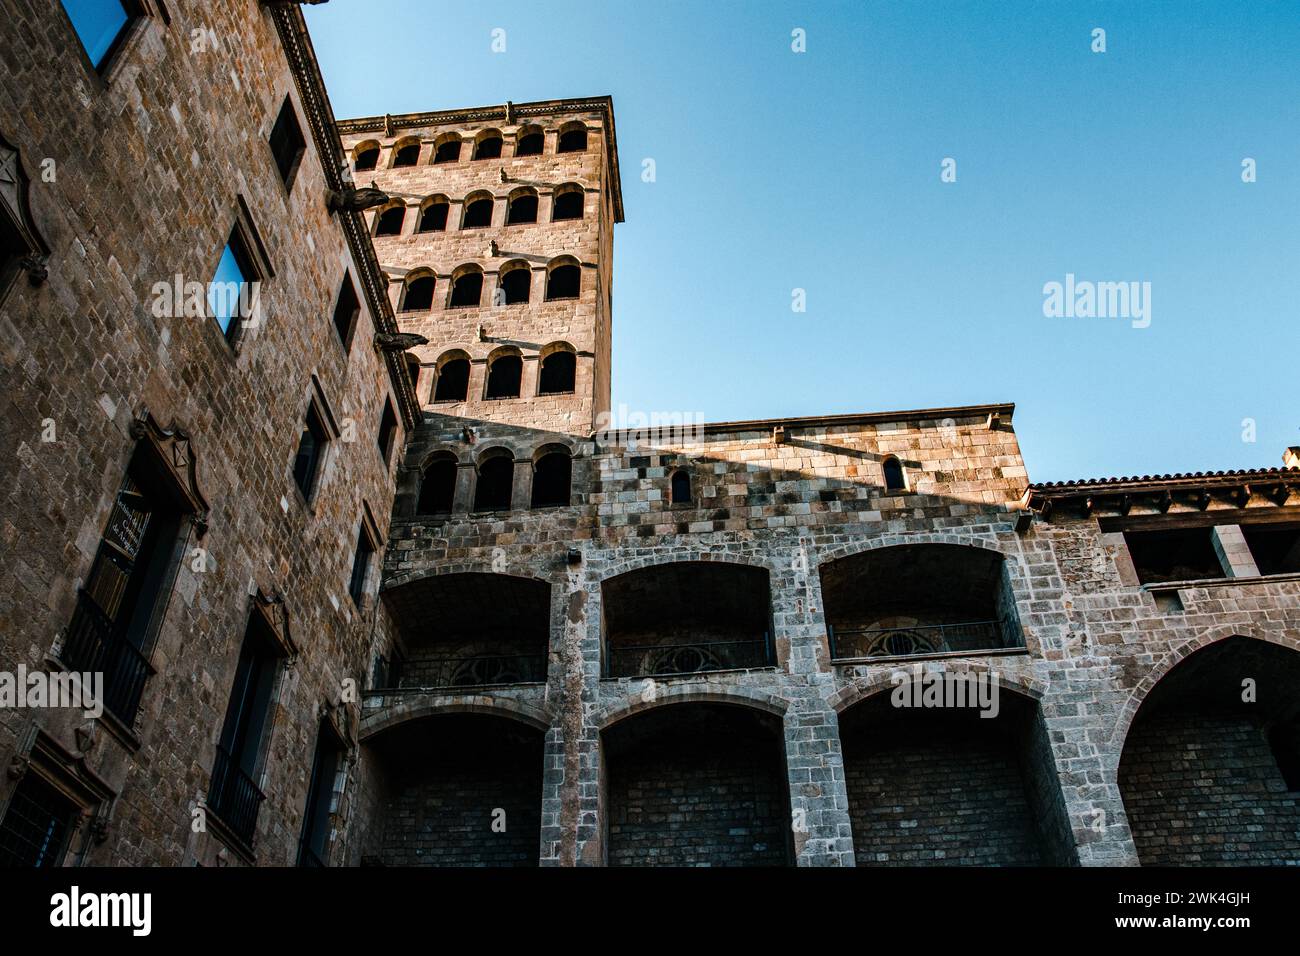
left=828, top=618, right=1013, bottom=661
left=604, top=635, right=773, bottom=679
left=61, top=589, right=156, bottom=725
left=373, top=652, right=547, bottom=691
left=208, top=745, right=265, bottom=847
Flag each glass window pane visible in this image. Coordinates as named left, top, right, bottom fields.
left=209, top=239, right=250, bottom=336
left=61, top=0, right=132, bottom=69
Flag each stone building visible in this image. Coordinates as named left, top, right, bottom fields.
left=1, top=1, right=1298, bottom=869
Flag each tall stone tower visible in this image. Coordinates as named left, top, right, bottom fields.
left=338, top=98, right=623, bottom=436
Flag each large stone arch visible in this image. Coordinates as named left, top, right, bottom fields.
left=594, top=548, right=783, bottom=584
left=828, top=661, right=1045, bottom=715
left=814, top=530, right=1012, bottom=570
left=593, top=684, right=789, bottom=731
left=360, top=694, right=554, bottom=740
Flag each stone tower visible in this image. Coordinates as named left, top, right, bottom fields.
left=338, top=98, right=624, bottom=435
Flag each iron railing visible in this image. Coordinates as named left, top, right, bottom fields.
left=61, top=589, right=155, bottom=724
left=828, top=619, right=1012, bottom=661
left=604, top=635, right=772, bottom=679
left=208, top=745, right=265, bottom=847
left=373, top=652, right=547, bottom=690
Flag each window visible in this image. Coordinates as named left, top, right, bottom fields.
left=1242, top=524, right=1300, bottom=575
left=449, top=270, right=483, bottom=308
left=60, top=0, right=139, bottom=72
left=374, top=204, right=405, bottom=237
left=433, top=356, right=470, bottom=402
left=1123, top=528, right=1226, bottom=585
left=268, top=96, right=306, bottom=188
left=293, top=402, right=329, bottom=501
left=392, top=142, right=420, bottom=167
left=209, top=614, right=282, bottom=845
left=208, top=226, right=259, bottom=344
left=484, top=352, right=522, bottom=399
left=401, top=275, right=435, bottom=312
left=0, top=774, right=78, bottom=867
left=538, top=348, right=575, bottom=394
left=531, top=450, right=572, bottom=508
left=298, top=721, right=344, bottom=867
left=331, top=274, right=360, bottom=350
left=377, top=398, right=397, bottom=465
left=515, top=129, right=544, bottom=157
left=353, top=143, right=380, bottom=171
left=506, top=191, right=538, bottom=225
left=462, top=196, right=493, bottom=229
left=474, top=132, right=503, bottom=160
left=551, top=189, right=584, bottom=221
left=418, top=455, right=458, bottom=514
left=545, top=263, right=580, bottom=301
left=671, top=469, right=691, bottom=504
left=474, top=452, right=514, bottom=511
left=418, top=200, right=449, bottom=233
left=883, top=456, right=906, bottom=491
left=434, top=139, right=461, bottom=164
left=498, top=266, right=531, bottom=305
left=1268, top=720, right=1300, bottom=792
left=557, top=126, right=587, bottom=153
left=349, top=523, right=375, bottom=605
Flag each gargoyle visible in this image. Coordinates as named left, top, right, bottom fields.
left=326, top=182, right=390, bottom=213
left=374, top=332, right=429, bottom=352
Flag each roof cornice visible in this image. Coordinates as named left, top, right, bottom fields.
left=1023, top=465, right=1300, bottom=518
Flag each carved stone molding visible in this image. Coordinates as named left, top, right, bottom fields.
left=129, top=408, right=212, bottom=537
left=0, top=132, right=51, bottom=291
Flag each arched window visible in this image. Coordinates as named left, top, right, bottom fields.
left=883, top=456, right=906, bottom=491
left=514, top=126, right=544, bottom=157
left=404, top=355, right=421, bottom=392
left=531, top=448, right=572, bottom=508
left=497, top=263, right=531, bottom=305
left=473, top=130, right=503, bottom=160
left=557, top=125, right=587, bottom=153
left=551, top=187, right=584, bottom=221
left=374, top=203, right=405, bottom=236
left=432, top=352, right=470, bottom=402
left=506, top=189, right=538, bottom=225
left=353, top=141, right=380, bottom=171
left=449, top=268, right=483, bottom=309
left=462, top=193, right=494, bottom=229
left=417, top=455, right=458, bottom=515
left=538, top=347, right=575, bottom=394
left=434, top=137, right=462, bottom=164
left=418, top=198, right=449, bottom=233
left=391, top=139, right=421, bottom=167
left=401, top=274, right=435, bottom=312
left=473, top=450, right=514, bottom=511
left=484, top=350, right=522, bottom=399
left=670, top=469, right=691, bottom=504
left=546, top=261, right=581, bottom=301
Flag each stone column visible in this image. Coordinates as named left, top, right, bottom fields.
left=452, top=462, right=475, bottom=513
left=1212, top=524, right=1261, bottom=578
left=511, top=458, right=532, bottom=510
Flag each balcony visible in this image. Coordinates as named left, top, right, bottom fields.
left=828, top=619, right=1011, bottom=660
left=374, top=651, right=547, bottom=690
left=208, top=744, right=265, bottom=847
left=604, top=636, right=772, bottom=679
left=61, top=589, right=155, bottom=724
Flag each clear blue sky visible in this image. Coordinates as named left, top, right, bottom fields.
left=306, top=0, right=1299, bottom=483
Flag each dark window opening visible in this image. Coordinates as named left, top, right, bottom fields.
left=392, top=143, right=420, bottom=167
left=0, top=774, right=78, bottom=867
left=474, top=136, right=503, bottom=160
left=671, top=470, right=691, bottom=504
left=485, top=356, right=522, bottom=399
left=538, top=350, right=575, bottom=394
left=531, top=452, right=572, bottom=508
left=515, top=132, right=543, bottom=156
left=557, top=128, right=587, bottom=153
left=418, top=202, right=448, bottom=233
left=268, top=96, right=306, bottom=187
left=883, top=457, right=906, bottom=490
left=1269, top=721, right=1300, bottom=791
left=506, top=195, right=538, bottom=225
left=402, top=276, right=434, bottom=311
left=474, top=456, right=514, bottom=512
left=349, top=526, right=374, bottom=605
left=331, top=274, right=360, bottom=349
left=499, top=269, right=531, bottom=305
left=60, top=0, right=138, bottom=71
left=551, top=191, right=583, bottom=221
left=354, top=146, right=379, bottom=171
left=298, top=722, right=343, bottom=866
left=293, top=404, right=329, bottom=500
left=375, top=205, right=405, bottom=236
left=209, top=226, right=257, bottom=343
left=433, top=359, right=469, bottom=402
left=449, top=272, right=483, bottom=308
left=404, top=355, right=420, bottom=392
left=418, top=458, right=457, bottom=515
left=462, top=199, right=493, bottom=229
left=377, top=399, right=397, bottom=465
left=1242, top=525, right=1300, bottom=576
left=1123, top=528, right=1226, bottom=585
left=546, top=265, right=580, bottom=301
left=434, top=140, right=461, bottom=164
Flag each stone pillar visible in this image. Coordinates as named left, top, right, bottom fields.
left=1212, top=524, right=1260, bottom=578
left=511, top=457, right=532, bottom=510
left=453, top=462, right=475, bottom=513
left=520, top=355, right=540, bottom=400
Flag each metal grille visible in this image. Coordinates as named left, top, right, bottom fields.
left=605, top=636, right=772, bottom=679
left=208, top=745, right=265, bottom=847
left=0, top=775, right=76, bottom=868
